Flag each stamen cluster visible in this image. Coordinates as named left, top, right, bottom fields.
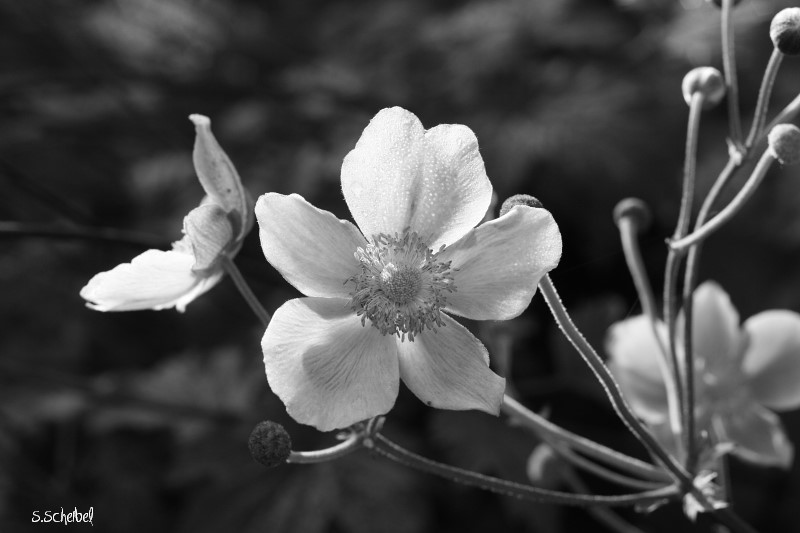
left=347, top=229, right=457, bottom=341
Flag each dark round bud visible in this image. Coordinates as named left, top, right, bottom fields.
left=770, top=8, right=800, bottom=56
left=248, top=420, right=292, bottom=468
left=499, top=194, right=544, bottom=217
left=767, top=124, right=800, bottom=165
left=706, top=0, right=742, bottom=8
left=682, top=67, right=726, bottom=109
left=613, top=197, right=652, bottom=232
left=526, top=444, right=564, bottom=489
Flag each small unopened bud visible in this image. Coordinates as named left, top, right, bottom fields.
left=613, top=198, right=652, bottom=233
left=770, top=8, right=800, bottom=56
left=767, top=124, right=800, bottom=165
left=499, top=194, right=544, bottom=217
left=682, top=67, right=726, bottom=109
left=248, top=420, right=292, bottom=468
left=526, top=444, right=564, bottom=489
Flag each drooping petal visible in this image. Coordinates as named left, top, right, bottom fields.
left=743, top=310, right=800, bottom=410
left=183, top=204, right=234, bottom=271
left=190, top=115, right=249, bottom=227
left=605, top=315, right=671, bottom=423
left=408, top=123, right=493, bottom=248
left=256, top=193, right=367, bottom=299
left=80, top=249, right=215, bottom=312
left=719, top=403, right=794, bottom=468
left=262, top=297, right=399, bottom=432
left=687, top=282, right=744, bottom=377
left=437, top=206, right=561, bottom=320
left=396, top=313, right=505, bottom=415
left=341, top=107, right=426, bottom=239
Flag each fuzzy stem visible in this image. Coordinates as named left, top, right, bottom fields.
left=669, top=150, right=776, bottom=252
left=721, top=0, right=743, bottom=148
left=369, top=433, right=678, bottom=507
left=745, top=49, right=784, bottom=149
left=502, top=396, right=670, bottom=482
left=287, top=434, right=362, bottom=464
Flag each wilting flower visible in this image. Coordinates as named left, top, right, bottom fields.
left=257, top=107, right=562, bottom=431
left=607, top=281, right=800, bottom=467
left=81, top=115, right=252, bottom=312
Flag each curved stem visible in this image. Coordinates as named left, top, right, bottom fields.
left=540, top=275, right=760, bottom=533
left=721, top=0, right=743, bottom=148
left=669, top=150, right=776, bottom=252
left=220, top=255, right=271, bottom=327
left=617, top=217, right=683, bottom=450
left=370, top=433, right=678, bottom=507
left=745, top=49, right=784, bottom=149
left=287, top=434, right=362, bottom=464
left=563, top=468, right=649, bottom=533
left=553, top=444, right=666, bottom=491
left=766, top=92, right=800, bottom=133
left=502, top=396, right=670, bottom=482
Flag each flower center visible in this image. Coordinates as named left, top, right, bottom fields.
left=347, top=229, right=457, bottom=341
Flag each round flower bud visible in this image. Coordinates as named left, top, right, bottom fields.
left=613, top=197, right=652, bottom=233
left=681, top=67, right=726, bottom=109
left=770, top=8, right=800, bottom=56
left=526, top=444, right=564, bottom=489
left=248, top=420, right=292, bottom=468
left=499, top=194, right=544, bottom=217
left=767, top=124, right=800, bottom=165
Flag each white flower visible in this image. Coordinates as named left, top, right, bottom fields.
left=607, top=281, right=800, bottom=468
left=81, top=115, right=251, bottom=312
left=257, top=107, right=562, bottom=431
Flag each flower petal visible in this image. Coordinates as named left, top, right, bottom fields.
left=396, top=313, right=505, bottom=414
left=341, top=108, right=493, bottom=247
left=80, top=249, right=216, bottom=312
left=410, top=123, right=493, bottom=247
left=437, top=206, right=561, bottom=320
left=341, top=107, right=425, bottom=239
left=262, top=297, right=399, bottom=431
left=190, top=115, right=249, bottom=228
left=720, top=404, right=794, bottom=468
left=605, top=315, right=671, bottom=423
left=687, top=282, right=743, bottom=377
left=256, top=193, right=367, bottom=298
left=183, top=204, right=234, bottom=271
left=743, top=310, right=800, bottom=410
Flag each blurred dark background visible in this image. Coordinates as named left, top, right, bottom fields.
left=2, top=0, right=800, bottom=531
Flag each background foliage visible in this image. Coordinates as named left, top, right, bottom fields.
left=2, top=0, right=800, bottom=531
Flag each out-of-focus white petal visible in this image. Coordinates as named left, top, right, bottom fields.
left=720, top=403, right=794, bottom=468
left=396, top=313, right=505, bottom=415
left=438, top=206, right=561, bottom=320
left=262, top=297, right=399, bottom=432
left=80, top=249, right=215, bottom=312
left=408, top=123, right=493, bottom=248
left=256, top=193, right=367, bottom=299
left=605, top=315, right=671, bottom=424
left=743, top=310, right=800, bottom=410
left=687, top=282, right=744, bottom=377
left=341, top=107, right=426, bottom=239
left=190, top=114, right=248, bottom=229
left=183, top=204, right=234, bottom=271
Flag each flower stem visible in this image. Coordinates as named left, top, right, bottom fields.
left=288, top=434, right=363, bottom=464
left=617, top=215, right=683, bottom=453
left=220, top=254, right=271, bottom=327
left=540, top=275, right=760, bottom=533
left=669, top=149, right=776, bottom=252
left=744, top=48, right=784, bottom=149
left=369, top=433, right=678, bottom=507
left=553, top=444, right=666, bottom=491
left=562, top=468, right=649, bottom=533
left=502, top=395, right=670, bottom=483
left=721, top=0, right=743, bottom=148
